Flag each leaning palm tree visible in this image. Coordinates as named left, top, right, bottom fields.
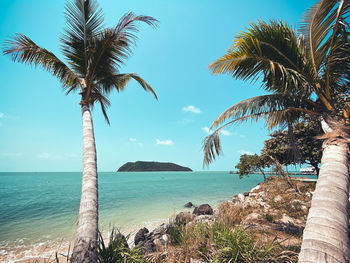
left=203, top=1, right=350, bottom=262
left=3, top=1, right=158, bottom=262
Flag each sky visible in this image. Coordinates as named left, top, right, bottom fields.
left=0, top=0, right=316, bottom=172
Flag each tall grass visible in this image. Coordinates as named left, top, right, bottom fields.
left=165, top=220, right=275, bottom=263
left=98, top=229, right=145, bottom=263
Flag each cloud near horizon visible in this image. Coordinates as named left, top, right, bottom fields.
left=201, top=126, right=231, bottom=136
left=129, top=138, right=143, bottom=147
left=156, top=139, right=175, bottom=146
left=237, top=150, right=255, bottom=155
left=182, top=105, right=201, bottom=114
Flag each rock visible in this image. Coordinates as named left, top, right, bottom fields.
left=151, top=223, right=168, bottom=236
left=193, top=214, right=214, bottom=224
left=193, top=204, right=213, bottom=215
left=273, top=195, right=283, bottom=202
left=162, top=234, right=169, bottom=243
left=243, top=191, right=250, bottom=197
left=237, top=193, right=245, bottom=203
left=190, top=258, right=206, bottom=263
left=184, top=202, right=194, bottom=208
left=245, top=212, right=261, bottom=222
left=134, top=227, right=149, bottom=245
left=143, top=240, right=156, bottom=253
left=278, top=213, right=295, bottom=225
left=250, top=185, right=261, bottom=192
left=175, top=211, right=194, bottom=225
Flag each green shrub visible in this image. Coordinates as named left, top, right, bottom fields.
left=97, top=229, right=145, bottom=263
left=264, top=214, right=274, bottom=222
left=166, top=220, right=183, bottom=245
left=211, top=222, right=274, bottom=263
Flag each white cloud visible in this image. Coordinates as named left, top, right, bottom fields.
left=201, top=127, right=210, bottom=134
left=237, top=150, right=255, bottom=155
left=220, top=129, right=231, bottom=136
left=129, top=138, right=143, bottom=147
left=0, top=112, right=4, bottom=118
left=156, top=139, right=175, bottom=146
left=39, top=153, right=57, bottom=159
left=2, top=152, right=23, bottom=157
left=182, top=105, right=201, bottom=114
left=201, top=126, right=231, bottom=136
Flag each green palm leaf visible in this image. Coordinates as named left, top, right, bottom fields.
left=3, top=33, right=80, bottom=89
left=210, top=21, right=315, bottom=96
left=61, top=0, right=104, bottom=77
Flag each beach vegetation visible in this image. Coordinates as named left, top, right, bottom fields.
left=235, top=154, right=267, bottom=180
left=3, top=0, right=158, bottom=262
left=203, top=0, right=350, bottom=260
left=98, top=229, right=145, bottom=263
left=164, top=221, right=275, bottom=263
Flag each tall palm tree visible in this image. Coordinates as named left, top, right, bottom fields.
left=203, top=1, right=350, bottom=262
left=3, top=1, right=158, bottom=262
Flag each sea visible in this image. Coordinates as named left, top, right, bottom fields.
left=0, top=171, right=264, bottom=262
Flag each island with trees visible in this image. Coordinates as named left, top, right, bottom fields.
left=117, top=161, right=192, bottom=172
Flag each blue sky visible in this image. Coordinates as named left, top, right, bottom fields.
left=0, top=0, right=315, bottom=172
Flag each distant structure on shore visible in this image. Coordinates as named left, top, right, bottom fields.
left=117, top=161, right=192, bottom=172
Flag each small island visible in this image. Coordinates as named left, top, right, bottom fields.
left=117, top=161, right=192, bottom=172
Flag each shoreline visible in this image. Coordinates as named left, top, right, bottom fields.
left=0, top=199, right=238, bottom=263
left=0, top=171, right=264, bottom=262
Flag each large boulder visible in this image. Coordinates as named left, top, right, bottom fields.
left=175, top=211, right=194, bottom=225
left=193, top=204, right=213, bottom=215
left=151, top=223, right=168, bottom=236
left=134, top=227, right=149, bottom=245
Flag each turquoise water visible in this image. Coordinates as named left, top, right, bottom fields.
left=0, top=171, right=263, bottom=259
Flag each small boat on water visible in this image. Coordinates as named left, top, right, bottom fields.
left=300, top=166, right=316, bottom=174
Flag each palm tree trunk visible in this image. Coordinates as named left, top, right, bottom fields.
left=299, top=120, right=350, bottom=262
left=71, top=105, right=98, bottom=263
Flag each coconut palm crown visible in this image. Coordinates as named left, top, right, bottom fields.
left=3, top=1, right=158, bottom=262
left=203, top=0, right=350, bottom=261
left=3, top=0, right=158, bottom=123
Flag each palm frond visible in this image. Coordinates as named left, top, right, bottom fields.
left=97, top=73, right=157, bottom=100
left=89, top=86, right=111, bottom=124
left=61, top=0, right=105, bottom=76
left=203, top=130, right=222, bottom=167
left=300, top=0, right=350, bottom=76
left=3, top=33, right=81, bottom=89
left=83, top=12, right=158, bottom=102
left=209, top=20, right=314, bottom=95
left=209, top=94, right=316, bottom=130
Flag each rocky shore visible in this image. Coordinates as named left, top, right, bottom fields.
left=130, top=176, right=314, bottom=262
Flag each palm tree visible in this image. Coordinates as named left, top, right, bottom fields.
left=3, top=1, right=158, bottom=262
left=203, top=1, right=350, bottom=262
